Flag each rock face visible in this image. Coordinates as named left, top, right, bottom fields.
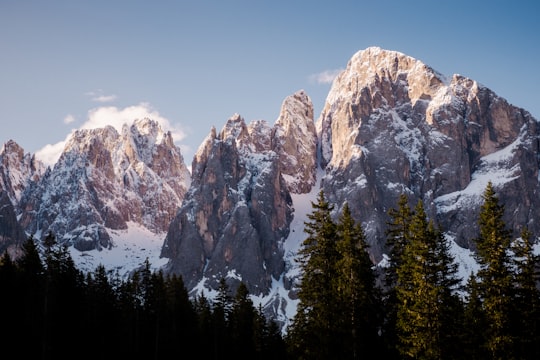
left=317, top=47, right=539, bottom=259
left=0, top=191, right=26, bottom=255
left=18, top=118, right=191, bottom=250
left=273, top=90, right=318, bottom=194
left=161, top=90, right=317, bottom=293
left=0, top=140, right=45, bottom=252
left=0, top=140, right=45, bottom=206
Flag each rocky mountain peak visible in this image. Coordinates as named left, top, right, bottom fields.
left=317, top=47, right=539, bottom=260
left=273, top=89, right=317, bottom=193
left=161, top=89, right=319, bottom=295
left=19, top=119, right=191, bottom=251
left=0, top=140, right=45, bottom=205
left=219, top=114, right=248, bottom=140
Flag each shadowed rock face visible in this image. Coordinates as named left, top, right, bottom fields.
left=317, top=47, right=539, bottom=259
left=0, top=140, right=45, bottom=254
left=161, top=91, right=317, bottom=294
left=18, top=118, right=191, bottom=250
left=0, top=140, right=44, bottom=206
left=0, top=191, right=26, bottom=255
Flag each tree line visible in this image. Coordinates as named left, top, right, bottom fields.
left=1, top=181, right=539, bottom=359
left=286, top=182, right=540, bottom=359
left=0, top=233, right=286, bottom=360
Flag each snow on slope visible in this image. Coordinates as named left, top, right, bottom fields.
left=69, top=221, right=168, bottom=277
left=63, top=163, right=480, bottom=331
left=251, top=168, right=324, bottom=325
left=434, top=133, right=523, bottom=214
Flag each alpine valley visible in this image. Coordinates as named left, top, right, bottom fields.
left=1, top=47, right=538, bottom=328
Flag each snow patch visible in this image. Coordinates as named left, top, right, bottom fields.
left=69, top=222, right=168, bottom=278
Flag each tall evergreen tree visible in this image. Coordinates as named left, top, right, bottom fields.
left=287, top=190, right=339, bottom=359
left=229, top=282, right=257, bottom=358
left=212, top=277, right=232, bottom=358
left=463, top=274, right=489, bottom=359
left=16, top=236, right=45, bottom=358
left=395, top=200, right=462, bottom=359
left=335, top=202, right=381, bottom=358
left=511, top=227, right=540, bottom=358
left=382, top=193, right=413, bottom=357
left=474, top=181, right=515, bottom=359
left=83, top=264, right=119, bottom=358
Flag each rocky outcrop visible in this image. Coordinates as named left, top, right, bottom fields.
left=317, top=47, right=539, bottom=259
left=273, top=90, right=318, bottom=194
left=0, top=140, right=45, bottom=206
left=162, top=91, right=317, bottom=294
left=0, top=140, right=45, bottom=254
left=19, top=118, right=191, bottom=250
left=0, top=191, right=26, bottom=255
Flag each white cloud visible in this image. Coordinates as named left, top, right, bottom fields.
left=86, top=90, right=117, bottom=103
left=92, top=94, right=117, bottom=103
left=81, top=103, right=186, bottom=141
left=35, top=141, right=66, bottom=167
left=308, top=68, right=343, bottom=84
left=63, top=114, right=76, bottom=124
left=35, top=103, right=186, bottom=167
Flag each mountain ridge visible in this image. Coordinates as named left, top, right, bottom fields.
left=0, top=47, right=538, bottom=326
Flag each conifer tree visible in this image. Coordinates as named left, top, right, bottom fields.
left=511, top=227, right=540, bottom=358
left=229, top=282, right=256, bottom=358
left=386, top=194, right=413, bottom=288
left=212, top=277, right=232, bottom=358
left=474, top=181, right=515, bottom=359
left=463, top=274, right=489, bottom=359
left=382, top=193, right=413, bottom=356
left=15, top=237, right=45, bottom=358
left=84, top=264, right=119, bottom=358
left=395, top=200, right=462, bottom=359
left=335, top=202, right=381, bottom=358
left=287, top=190, right=339, bottom=359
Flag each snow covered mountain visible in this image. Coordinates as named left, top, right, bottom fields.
left=161, top=91, right=316, bottom=298
left=12, top=118, right=191, bottom=273
left=0, top=140, right=45, bottom=254
left=317, top=47, right=539, bottom=260
left=1, top=47, right=538, bottom=328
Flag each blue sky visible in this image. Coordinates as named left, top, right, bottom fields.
left=1, top=0, right=539, bottom=165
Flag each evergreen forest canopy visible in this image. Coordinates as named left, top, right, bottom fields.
left=1, top=181, right=540, bottom=359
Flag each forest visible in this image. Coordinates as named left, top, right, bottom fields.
left=1, top=181, right=539, bottom=359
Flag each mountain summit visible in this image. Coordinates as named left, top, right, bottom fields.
left=161, top=90, right=317, bottom=294
left=18, top=118, right=191, bottom=251
left=317, top=46, right=538, bottom=260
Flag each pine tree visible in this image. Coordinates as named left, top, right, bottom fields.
left=83, top=264, right=119, bottom=358
left=382, top=193, right=413, bottom=356
left=395, top=200, right=462, bottom=359
left=463, top=274, right=489, bottom=359
left=287, top=190, right=339, bottom=359
left=335, top=202, right=381, bottom=358
left=229, top=282, right=256, bottom=358
left=212, top=277, right=232, bottom=358
left=474, top=182, right=515, bottom=359
left=41, top=239, right=85, bottom=357
left=386, top=193, right=413, bottom=288
left=16, top=236, right=45, bottom=358
left=511, top=227, right=540, bottom=358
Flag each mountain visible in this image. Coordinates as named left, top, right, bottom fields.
left=0, top=140, right=45, bottom=254
left=317, top=47, right=539, bottom=260
left=18, top=118, right=191, bottom=255
left=1, top=47, right=538, bottom=329
left=161, top=90, right=317, bottom=296
left=161, top=47, right=539, bottom=324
